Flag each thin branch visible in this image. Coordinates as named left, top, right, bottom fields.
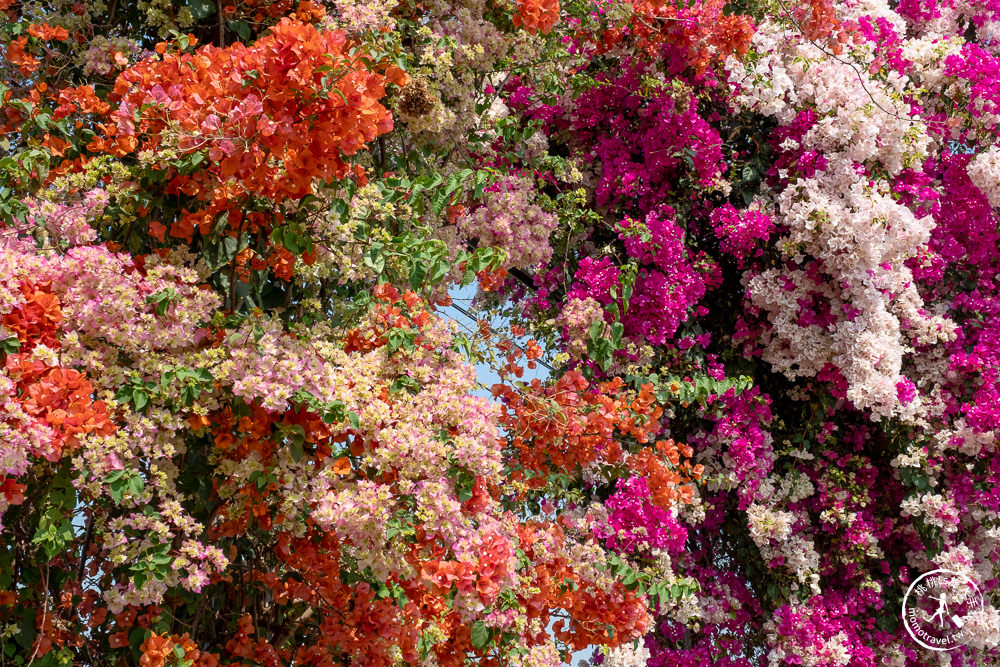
left=25, top=565, right=50, bottom=667
left=446, top=300, right=555, bottom=373
left=217, top=0, right=226, bottom=47
left=772, top=0, right=951, bottom=129
left=76, top=512, right=94, bottom=585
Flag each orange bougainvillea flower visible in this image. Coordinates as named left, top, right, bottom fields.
left=53, top=85, right=110, bottom=119
left=5, top=353, right=115, bottom=460
left=613, top=0, right=754, bottom=74
left=332, top=457, right=352, bottom=476
left=267, top=246, right=296, bottom=281
left=0, top=480, right=26, bottom=507
left=139, top=633, right=174, bottom=667
left=27, top=23, right=71, bottom=41
left=5, top=37, right=41, bottom=75
left=291, top=0, right=327, bottom=22
left=108, top=19, right=396, bottom=204
left=1, top=282, right=63, bottom=351
left=513, top=0, right=560, bottom=35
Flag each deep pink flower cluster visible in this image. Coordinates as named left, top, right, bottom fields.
left=708, top=387, right=774, bottom=508
left=569, top=256, right=621, bottom=306
left=616, top=209, right=712, bottom=344
left=945, top=44, right=1000, bottom=118
left=570, top=63, right=724, bottom=211
left=857, top=15, right=912, bottom=74
left=644, top=564, right=761, bottom=667
left=600, top=476, right=688, bottom=555
left=769, top=591, right=885, bottom=667
left=766, top=110, right=828, bottom=184
left=708, top=204, right=774, bottom=265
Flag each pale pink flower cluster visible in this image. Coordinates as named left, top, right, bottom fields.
left=0, top=372, right=54, bottom=479
left=602, top=643, right=650, bottom=667
left=766, top=626, right=854, bottom=667
left=555, top=296, right=606, bottom=360
left=21, top=189, right=106, bottom=247
left=506, top=639, right=563, bottom=667
left=967, top=144, right=1000, bottom=207
left=328, top=0, right=398, bottom=31
left=747, top=503, right=821, bottom=592
left=0, top=220, right=228, bottom=604
left=726, top=20, right=928, bottom=175
left=78, top=35, right=142, bottom=76
left=458, top=176, right=557, bottom=269
left=900, top=491, right=961, bottom=534
left=219, top=314, right=516, bottom=610
left=728, top=8, right=961, bottom=420
left=54, top=247, right=221, bottom=356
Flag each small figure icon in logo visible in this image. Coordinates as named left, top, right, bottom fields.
left=902, top=569, right=985, bottom=651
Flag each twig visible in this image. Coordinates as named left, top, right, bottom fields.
left=25, top=565, right=50, bottom=667
left=446, top=300, right=555, bottom=373
left=76, top=512, right=94, bottom=585
left=107, top=0, right=120, bottom=26
left=772, top=0, right=950, bottom=129
left=217, top=0, right=225, bottom=46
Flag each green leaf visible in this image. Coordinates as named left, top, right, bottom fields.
left=206, top=235, right=241, bottom=271
left=364, top=245, right=386, bottom=274
left=470, top=620, right=490, bottom=649
left=390, top=375, right=421, bottom=395
left=132, top=389, right=149, bottom=411
left=386, top=328, right=413, bottom=356
left=408, top=260, right=428, bottom=290
left=289, top=438, right=304, bottom=463
left=227, top=19, right=251, bottom=40
left=473, top=170, right=490, bottom=200
left=0, top=337, right=20, bottom=354
left=13, top=609, right=37, bottom=650
left=188, top=0, right=215, bottom=20
left=129, top=628, right=149, bottom=654
left=588, top=319, right=604, bottom=344
left=127, top=475, right=144, bottom=497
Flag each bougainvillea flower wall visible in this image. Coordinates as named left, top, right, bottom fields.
left=1, top=0, right=999, bottom=664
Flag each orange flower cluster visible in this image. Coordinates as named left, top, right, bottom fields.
left=793, top=0, right=853, bottom=53
left=226, top=0, right=296, bottom=22
left=290, top=0, right=328, bottom=22
left=613, top=0, right=754, bottom=75
left=53, top=85, right=110, bottom=119
left=2, top=282, right=62, bottom=350
left=4, top=37, right=41, bottom=75
left=419, top=532, right=511, bottom=606
left=223, top=614, right=287, bottom=666
left=5, top=356, right=115, bottom=460
left=3, top=24, right=70, bottom=78
left=104, top=19, right=403, bottom=204
left=493, top=371, right=664, bottom=485
left=140, top=633, right=210, bottom=667
left=344, top=284, right=433, bottom=354
left=26, top=23, right=70, bottom=41
left=627, top=440, right=703, bottom=507
left=264, top=531, right=422, bottom=666
left=476, top=266, right=508, bottom=292
left=208, top=402, right=342, bottom=535
left=516, top=521, right=650, bottom=650
left=513, top=0, right=560, bottom=35
left=0, top=478, right=25, bottom=508
left=1, top=283, right=114, bottom=461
